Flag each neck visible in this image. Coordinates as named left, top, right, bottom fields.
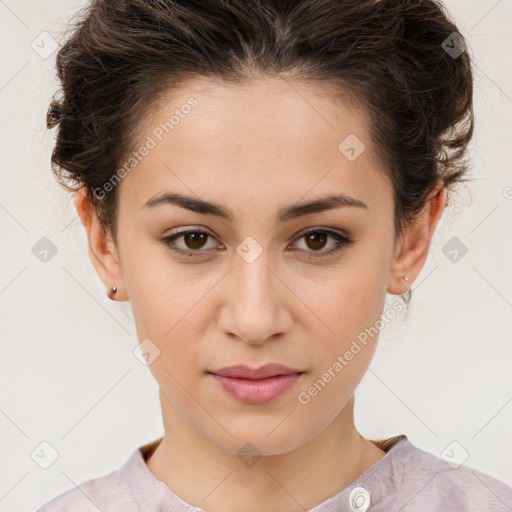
left=146, top=392, right=385, bottom=512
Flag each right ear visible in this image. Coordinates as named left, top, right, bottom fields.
left=74, top=187, right=128, bottom=301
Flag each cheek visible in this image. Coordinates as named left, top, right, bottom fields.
left=121, top=242, right=213, bottom=369
left=304, top=262, right=388, bottom=353
left=295, top=276, right=385, bottom=417
left=120, top=235, right=199, bottom=334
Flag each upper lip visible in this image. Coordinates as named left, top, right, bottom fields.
left=210, top=363, right=303, bottom=380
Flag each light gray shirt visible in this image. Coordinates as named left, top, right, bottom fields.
left=36, top=434, right=512, bottom=511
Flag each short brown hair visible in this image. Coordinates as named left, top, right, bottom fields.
left=47, top=0, right=474, bottom=306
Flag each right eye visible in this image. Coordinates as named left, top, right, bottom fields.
left=161, top=229, right=221, bottom=257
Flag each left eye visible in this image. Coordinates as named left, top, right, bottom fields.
left=291, top=228, right=354, bottom=258
left=161, top=228, right=354, bottom=258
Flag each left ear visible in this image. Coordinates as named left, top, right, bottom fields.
left=388, top=182, right=447, bottom=295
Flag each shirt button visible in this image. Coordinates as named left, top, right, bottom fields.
left=348, top=486, right=371, bottom=512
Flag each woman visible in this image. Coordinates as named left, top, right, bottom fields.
left=39, top=0, right=512, bottom=510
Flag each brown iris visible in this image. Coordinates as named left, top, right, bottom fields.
left=305, top=232, right=328, bottom=251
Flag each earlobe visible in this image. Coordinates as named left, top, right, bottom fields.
left=387, top=232, right=412, bottom=295
left=387, top=183, right=447, bottom=296
left=74, top=187, right=127, bottom=301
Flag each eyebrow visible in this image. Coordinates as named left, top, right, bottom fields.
left=143, top=191, right=367, bottom=222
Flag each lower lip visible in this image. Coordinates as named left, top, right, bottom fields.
left=210, top=373, right=302, bottom=405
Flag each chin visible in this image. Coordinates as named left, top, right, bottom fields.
left=199, top=412, right=318, bottom=458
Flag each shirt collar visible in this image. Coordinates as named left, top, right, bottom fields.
left=121, top=434, right=410, bottom=512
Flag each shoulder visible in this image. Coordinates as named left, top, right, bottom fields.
left=35, top=453, right=138, bottom=512
left=380, top=437, right=512, bottom=510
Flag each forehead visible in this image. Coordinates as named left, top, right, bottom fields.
left=119, top=76, right=391, bottom=214
left=138, top=76, right=371, bottom=146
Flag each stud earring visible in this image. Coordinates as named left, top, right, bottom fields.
left=108, top=285, right=118, bottom=300
left=403, top=276, right=409, bottom=283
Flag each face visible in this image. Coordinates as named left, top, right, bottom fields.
left=81, top=77, right=443, bottom=456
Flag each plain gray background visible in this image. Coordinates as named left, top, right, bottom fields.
left=1, top=1, right=511, bottom=510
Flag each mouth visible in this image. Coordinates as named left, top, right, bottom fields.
left=207, top=364, right=305, bottom=405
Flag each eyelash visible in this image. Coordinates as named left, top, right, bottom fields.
left=161, top=227, right=354, bottom=259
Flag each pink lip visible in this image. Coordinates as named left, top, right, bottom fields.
left=208, top=364, right=303, bottom=405
left=212, top=363, right=302, bottom=379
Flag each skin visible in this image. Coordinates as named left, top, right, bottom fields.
left=75, top=76, right=446, bottom=512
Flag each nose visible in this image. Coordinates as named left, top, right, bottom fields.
left=218, top=249, right=292, bottom=346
